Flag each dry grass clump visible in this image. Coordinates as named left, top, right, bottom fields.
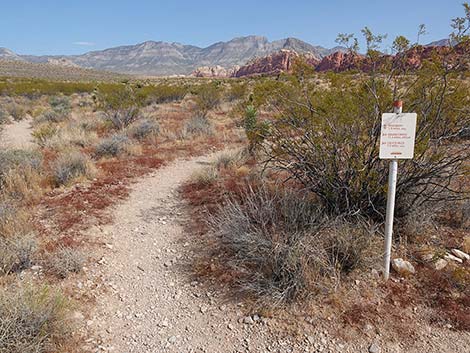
left=45, top=247, right=84, bottom=279
left=0, top=283, right=69, bottom=353
left=191, top=167, right=219, bottom=186
left=4, top=102, right=27, bottom=121
left=0, top=150, right=43, bottom=198
left=214, top=149, right=248, bottom=170
left=209, top=184, right=378, bottom=303
left=0, top=150, right=42, bottom=182
left=35, top=110, right=68, bottom=125
left=182, top=115, right=214, bottom=137
left=94, top=134, right=135, bottom=158
left=0, top=233, right=37, bottom=275
left=52, top=152, right=96, bottom=186
left=32, top=124, right=59, bottom=147
left=128, top=119, right=160, bottom=141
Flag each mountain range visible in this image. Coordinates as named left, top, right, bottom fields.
left=0, top=36, right=346, bottom=76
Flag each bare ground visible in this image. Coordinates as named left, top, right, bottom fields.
left=0, top=116, right=34, bottom=149
left=77, top=153, right=470, bottom=353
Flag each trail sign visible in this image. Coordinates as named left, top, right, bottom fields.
left=381, top=101, right=418, bottom=281
left=379, top=113, right=417, bottom=159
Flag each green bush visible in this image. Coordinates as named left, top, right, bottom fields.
left=49, top=95, right=71, bottom=113
left=194, top=83, right=221, bottom=117
left=97, top=85, right=143, bottom=130
left=256, top=66, right=470, bottom=221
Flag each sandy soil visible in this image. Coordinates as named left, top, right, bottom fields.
left=0, top=117, right=34, bottom=149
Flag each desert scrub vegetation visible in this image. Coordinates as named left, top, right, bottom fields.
left=193, top=82, right=222, bottom=117
left=94, top=133, right=134, bottom=158
left=128, top=118, right=160, bottom=141
left=0, top=284, right=70, bottom=353
left=0, top=150, right=42, bottom=188
left=51, top=151, right=96, bottom=186
left=205, top=179, right=379, bottom=303
left=182, top=115, right=214, bottom=137
left=245, top=49, right=469, bottom=223
left=0, top=233, right=37, bottom=275
left=184, top=6, right=470, bottom=316
left=45, top=246, right=84, bottom=279
left=96, top=84, right=144, bottom=130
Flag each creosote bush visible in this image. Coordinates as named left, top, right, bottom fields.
left=97, top=85, right=143, bottom=130
left=193, top=83, right=221, bottom=117
left=0, top=284, right=69, bottom=353
left=253, top=64, right=469, bottom=222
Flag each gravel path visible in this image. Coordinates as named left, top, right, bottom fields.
left=83, top=153, right=470, bottom=353
left=86, top=154, right=288, bottom=353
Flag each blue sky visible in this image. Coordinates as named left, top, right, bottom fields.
left=2, top=0, right=466, bottom=55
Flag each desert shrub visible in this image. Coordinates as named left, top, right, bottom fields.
left=227, top=81, right=248, bottom=101
left=191, top=167, right=219, bottom=186
left=60, top=123, right=99, bottom=148
left=129, top=119, right=160, bottom=140
left=4, top=102, right=27, bottom=121
left=209, top=184, right=377, bottom=302
left=137, top=84, right=188, bottom=104
left=2, top=165, right=43, bottom=202
left=95, top=134, right=130, bottom=158
left=0, top=150, right=42, bottom=187
left=45, top=247, right=84, bottom=279
left=97, top=85, right=143, bottom=130
left=0, top=284, right=69, bottom=353
left=35, top=110, right=68, bottom=124
left=194, top=83, right=221, bottom=117
left=183, top=115, right=214, bottom=137
left=52, top=152, right=95, bottom=186
left=32, top=124, right=59, bottom=147
left=0, top=108, right=9, bottom=126
left=243, top=104, right=269, bottom=154
left=254, top=62, right=470, bottom=222
left=214, top=150, right=247, bottom=170
left=49, top=95, right=71, bottom=113
left=0, top=234, right=37, bottom=275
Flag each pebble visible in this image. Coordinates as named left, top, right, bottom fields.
left=369, top=343, right=381, bottom=353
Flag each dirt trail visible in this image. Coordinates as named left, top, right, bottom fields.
left=83, top=153, right=470, bottom=353
left=0, top=117, right=34, bottom=149
left=85, top=153, right=287, bottom=353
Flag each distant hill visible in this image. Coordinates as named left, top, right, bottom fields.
left=1, top=36, right=346, bottom=76
left=0, top=48, right=25, bottom=62
left=0, top=59, right=128, bottom=81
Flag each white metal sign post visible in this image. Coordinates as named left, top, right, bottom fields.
left=379, top=101, right=417, bottom=280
